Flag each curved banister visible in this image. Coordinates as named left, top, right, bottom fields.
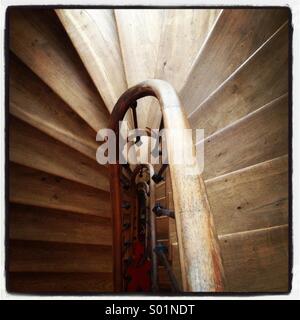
left=109, top=79, right=225, bottom=292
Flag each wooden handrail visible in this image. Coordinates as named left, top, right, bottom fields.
left=109, top=79, right=225, bottom=292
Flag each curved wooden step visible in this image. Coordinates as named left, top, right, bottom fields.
left=9, top=163, right=111, bottom=218
left=197, top=94, right=288, bottom=179
left=7, top=272, right=113, bottom=293
left=9, top=8, right=109, bottom=132
left=156, top=9, right=221, bottom=92
left=56, top=9, right=127, bottom=113
left=157, top=159, right=289, bottom=293
left=219, top=224, right=288, bottom=292
left=115, top=9, right=163, bottom=91
left=9, top=54, right=98, bottom=160
left=115, top=9, right=164, bottom=129
left=190, top=22, right=288, bottom=136
left=9, top=240, right=112, bottom=273
left=158, top=155, right=288, bottom=238
left=9, top=117, right=109, bottom=191
left=148, top=9, right=221, bottom=128
left=180, top=8, right=289, bottom=115
left=206, top=155, right=288, bottom=235
left=9, top=204, right=112, bottom=245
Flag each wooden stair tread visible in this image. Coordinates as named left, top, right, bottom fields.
left=206, top=155, right=289, bottom=235
left=148, top=9, right=221, bottom=128
left=155, top=197, right=167, bottom=207
left=180, top=8, right=289, bottom=115
left=9, top=163, right=111, bottom=218
left=10, top=116, right=109, bottom=191
left=198, top=94, right=288, bottom=180
left=156, top=216, right=169, bottom=240
left=56, top=9, right=127, bottom=113
left=115, top=9, right=164, bottom=129
left=9, top=204, right=112, bottom=246
left=156, top=9, right=220, bottom=92
left=9, top=55, right=98, bottom=160
left=7, top=272, right=113, bottom=293
left=155, top=181, right=166, bottom=199
left=9, top=239, right=112, bottom=273
left=219, top=224, right=289, bottom=292
left=190, top=22, right=288, bottom=137
left=9, top=8, right=109, bottom=132
left=160, top=155, right=289, bottom=236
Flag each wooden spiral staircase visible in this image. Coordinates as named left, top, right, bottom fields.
left=7, top=8, right=289, bottom=293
